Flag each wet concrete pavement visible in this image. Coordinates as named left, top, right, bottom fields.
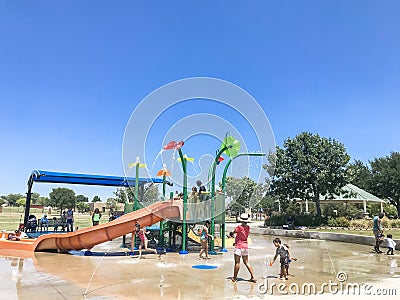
left=0, top=233, right=399, bottom=300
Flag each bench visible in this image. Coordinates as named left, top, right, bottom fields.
left=38, top=218, right=67, bottom=232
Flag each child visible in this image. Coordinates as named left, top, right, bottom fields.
left=53, top=217, right=60, bottom=232
left=132, top=223, right=157, bottom=258
left=7, top=229, right=22, bottom=241
left=199, top=220, right=214, bottom=260
left=283, top=243, right=297, bottom=276
left=269, top=237, right=289, bottom=280
left=386, top=234, right=396, bottom=255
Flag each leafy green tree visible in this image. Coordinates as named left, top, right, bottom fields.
left=106, top=197, right=117, bottom=212
left=37, top=196, right=50, bottom=207
left=265, top=132, right=350, bottom=217
left=76, top=202, right=90, bottom=213
left=347, top=160, right=372, bottom=190
left=76, top=194, right=89, bottom=203
left=223, top=176, right=267, bottom=214
left=16, top=198, right=26, bottom=207
left=92, top=196, right=101, bottom=203
left=5, top=193, right=24, bottom=206
left=255, top=195, right=279, bottom=215
left=49, top=188, right=76, bottom=211
left=369, top=152, right=400, bottom=217
left=114, top=188, right=129, bottom=203
left=114, top=185, right=160, bottom=205
left=141, top=184, right=160, bottom=203
left=31, top=192, right=40, bottom=204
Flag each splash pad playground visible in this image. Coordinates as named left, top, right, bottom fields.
left=0, top=135, right=265, bottom=255
left=1, top=136, right=399, bottom=300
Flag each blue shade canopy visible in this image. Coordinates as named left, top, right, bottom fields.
left=29, top=170, right=163, bottom=187
left=23, top=170, right=163, bottom=227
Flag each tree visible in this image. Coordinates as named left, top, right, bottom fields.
left=114, top=184, right=160, bottom=205
left=114, top=188, right=129, bottom=203
left=141, top=184, right=160, bottom=203
left=5, top=193, right=24, bottom=206
left=223, top=176, right=267, bottom=214
left=369, top=152, right=400, bottom=217
left=347, top=160, right=372, bottom=191
left=16, top=198, right=26, bottom=207
left=31, top=193, right=40, bottom=204
left=265, top=132, right=350, bottom=217
left=37, top=196, right=50, bottom=207
left=106, top=197, right=117, bottom=212
left=76, top=194, right=89, bottom=203
left=92, top=196, right=101, bottom=203
left=49, top=188, right=76, bottom=211
left=254, top=194, right=278, bottom=216
left=76, top=202, right=90, bottom=213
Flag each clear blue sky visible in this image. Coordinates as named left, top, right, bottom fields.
left=1, top=1, right=399, bottom=201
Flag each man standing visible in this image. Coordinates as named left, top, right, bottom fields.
left=373, top=212, right=385, bottom=253
left=66, top=208, right=74, bottom=232
left=196, top=180, right=207, bottom=201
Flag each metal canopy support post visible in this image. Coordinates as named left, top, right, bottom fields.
left=23, top=174, right=35, bottom=228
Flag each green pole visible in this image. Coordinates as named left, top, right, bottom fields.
left=220, top=152, right=265, bottom=250
left=130, top=157, right=140, bottom=251
left=162, top=174, right=166, bottom=198
left=209, top=146, right=228, bottom=252
left=159, top=174, right=167, bottom=248
left=168, top=192, right=173, bottom=249
left=134, top=157, right=140, bottom=211
left=178, top=149, right=188, bottom=254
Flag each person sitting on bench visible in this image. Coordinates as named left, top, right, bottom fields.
left=40, top=214, right=49, bottom=232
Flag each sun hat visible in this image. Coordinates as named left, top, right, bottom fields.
left=238, top=213, right=250, bottom=222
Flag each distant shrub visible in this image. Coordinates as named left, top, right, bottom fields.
left=390, top=219, right=400, bottom=228
left=264, top=215, right=286, bottom=227
left=264, top=214, right=327, bottom=227
left=327, top=217, right=350, bottom=228
left=381, top=217, right=390, bottom=228
left=349, top=219, right=371, bottom=229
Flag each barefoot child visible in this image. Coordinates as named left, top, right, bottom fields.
left=283, top=243, right=297, bottom=276
left=386, top=234, right=396, bottom=255
left=199, top=220, right=214, bottom=259
left=270, top=237, right=289, bottom=280
left=132, top=223, right=157, bottom=258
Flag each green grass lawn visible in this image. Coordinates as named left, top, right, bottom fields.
left=0, top=207, right=109, bottom=231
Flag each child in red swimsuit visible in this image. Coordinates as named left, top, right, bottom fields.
left=132, top=224, right=157, bottom=258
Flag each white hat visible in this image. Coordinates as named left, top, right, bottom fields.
left=238, top=213, right=250, bottom=222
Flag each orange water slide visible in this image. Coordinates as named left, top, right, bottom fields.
left=0, top=200, right=182, bottom=253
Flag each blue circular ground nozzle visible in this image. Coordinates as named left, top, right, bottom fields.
left=220, top=248, right=228, bottom=253
left=209, top=250, right=217, bottom=255
left=179, top=250, right=189, bottom=255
